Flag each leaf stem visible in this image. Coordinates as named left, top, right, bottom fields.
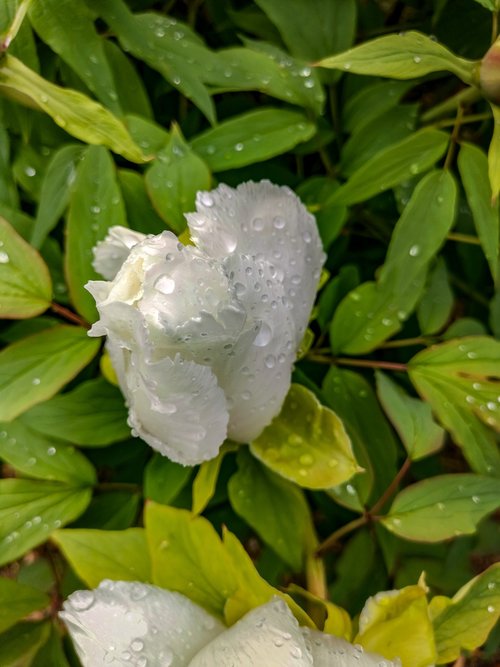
left=50, top=302, right=89, bottom=328
left=432, top=112, right=491, bottom=130
left=380, top=336, right=431, bottom=349
left=316, top=516, right=367, bottom=556
left=335, top=356, right=408, bottom=372
left=447, top=232, right=482, bottom=246
left=443, top=105, right=464, bottom=171
left=369, top=457, right=411, bottom=516
left=0, top=0, right=32, bottom=53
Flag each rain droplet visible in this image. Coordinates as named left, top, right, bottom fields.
left=472, top=495, right=481, bottom=504
left=47, top=447, right=56, bottom=456
left=32, top=377, right=41, bottom=385
left=70, top=590, right=95, bottom=611
left=199, top=192, right=214, bottom=207
left=253, top=322, right=272, bottom=347
left=252, top=217, right=264, bottom=231
left=154, top=276, right=175, bottom=295
left=24, top=166, right=36, bottom=177
left=413, top=55, right=422, bottom=63
left=487, top=605, right=495, bottom=613
left=264, top=354, right=276, bottom=368
left=0, top=251, right=9, bottom=264
left=234, top=142, right=244, bottom=152
left=131, top=639, right=144, bottom=652
left=409, top=245, right=420, bottom=257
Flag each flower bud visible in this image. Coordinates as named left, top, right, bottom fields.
left=479, top=37, right=500, bottom=105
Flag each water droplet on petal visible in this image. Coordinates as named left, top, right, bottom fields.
left=199, top=192, right=214, bottom=207
left=70, top=590, right=95, bottom=611
left=154, top=276, right=176, bottom=295
left=253, top=322, right=272, bottom=347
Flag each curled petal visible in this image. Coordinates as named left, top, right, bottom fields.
left=92, top=226, right=146, bottom=280
left=189, top=597, right=313, bottom=666
left=301, top=628, right=401, bottom=667
left=187, top=181, right=326, bottom=340
left=125, top=352, right=229, bottom=465
left=60, top=580, right=225, bottom=667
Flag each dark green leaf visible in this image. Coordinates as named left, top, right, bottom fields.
left=21, top=378, right=129, bottom=447
left=0, top=578, right=49, bottom=634
left=65, top=145, right=126, bottom=322
left=228, top=449, right=313, bottom=571
left=191, top=108, right=316, bottom=171
left=417, top=258, right=454, bottom=334
left=144, top=454, right=192, bottom=505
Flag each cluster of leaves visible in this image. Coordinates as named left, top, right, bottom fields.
left=0, top=0, right=499, bottom=664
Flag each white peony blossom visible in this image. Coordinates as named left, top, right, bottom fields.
left=61, top=580, right=401, bottom=667
left=86, top=181, right=325, bottom=465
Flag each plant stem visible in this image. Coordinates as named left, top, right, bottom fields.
left=316, top=516, right=367, bottom=557
left=447, top=232, right=482, bottom=246
left=433, top=112, right=491, bottom=129
left=51, top=302, right=89, bottom=328
left=449, top=276, right=490, bottom=307
left=369, top=457, right=411, bottom=516
left=492, top=9, right=499, bottom=44
left=95, top=482, right=141, bottom=494
left=0, top=0, right=32, bottom=53
left=443, top=105, right=464, bottom=171
left=380, top=336, right=431, bottom=349
left=335, top=357, right=408, bottom=372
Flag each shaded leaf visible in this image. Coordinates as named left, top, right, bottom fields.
left=21, top=378, right=129, bottom=447
left=0, top=578, right=49, bottom=634
left=144, top=454, right=192, bottom=505
left=417, top=258, right=454, bottom=334
left=376, top=371, right=445, bottom=460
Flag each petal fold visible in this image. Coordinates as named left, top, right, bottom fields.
left=301, top=628, right=402, bottom=667
left=60, top=580, right=225, bottom=667
left=92, top=226, right=147, bottom=280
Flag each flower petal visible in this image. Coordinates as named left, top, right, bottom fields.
left=92, top=226, right=146, bottom=280
left=60, top=580, right=225, bottom=667
left=187, top=180, right=325, bottom=340
left=301, top=628, right=401, bottom=667
left=188, top=597, right=313, bottom=666
left=125, top=352, right=229, bottom=465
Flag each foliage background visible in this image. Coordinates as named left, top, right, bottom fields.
left=0, top=0, right=499, bottom=664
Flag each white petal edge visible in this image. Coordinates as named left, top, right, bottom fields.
left=125, top=351, right=229, bottom=465
left=60, top=580, right=225, bottom=667
left=301, top=628, right=402, bottom=667
left=188, top=597, right=313, bottom=667
left=92, top=226, right=146, bottom=280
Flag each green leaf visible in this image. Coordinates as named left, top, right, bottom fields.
left=471, top=0, right=498, bottom=10
left=0, top=54, right=147, bottom=163
left=145, top=124, right=211, bottom=233
left=458, top=143, right=499, bottom=283
left=323, top=367, right=398, bottom=510
left=52, top=528, right=151, bottom=587
left=317, top=31, right=476, bottom=84
left=0, top=420, right=96, bottom=484
left=65, top=145, right=126, bottom=322
left=0, top=479, right=92, bottom=566
left=85, top=0, right=216, bottom=124
left=329, top=129, right=449, bottom=206
left=73, top=492, right=140, bottom=530
left=125, top=115, right=170, bottom=155
left=144, top=454, right=192, bottom=505
left=0, top=123, right=18, bottom=208
left=250, top=384, right=360, bottom=490
left=375, top=371, right=445, bottom=461
left=117, top=169, right=165, bottom=235
left=192, top=442, right=237, bottom=514
left=0, top=325, right=100, bottom=422
left=255, top=0, right=357, bottom=63
left=228, top=449, right=313, bottom=571
left=381, top=474, right=500, bottom=541
left=206, top=44, right=324, bottom=115
left=342, top=80, right=414, bottom=135
left=417, top=258, right=454, bottom=334
left=103, top=41, right=153, bottom=119
left=408, top=336, right=500, bottom=475
left=0, top=578, right=49, bottom=634
left=145, top=502, right=238, bottom=618
left=433, top=563, right=500, bottom=663
left=0, top=216, right=52, bottom=319
left=31, top=625, right=70, bottom=667
left=0, top=622, right=51, bottom=667
left=331, top=170, right=457, bottom=354
left=191, top=108, right=316, bottom=171
left=488, top=105, right=500, bottom=200
left=21, top=378, right=129, bottom=447
left=28, top=0, right=121, bottom=114
left=31, top=144, right=83, bottom=249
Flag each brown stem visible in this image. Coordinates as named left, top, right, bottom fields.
left=380, top=336, right=431, bottom=349
left=51, top=302, right=89, bottom=328
left=447, top=232, right=482, bottom=246
left=369, top=457, right=412, bottom=516
left=334, top=357, right=408, bottom=372
left=316, top=516, right=368, bottom=557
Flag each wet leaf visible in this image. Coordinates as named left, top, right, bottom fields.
left=0, top=579, right=49, bottom=634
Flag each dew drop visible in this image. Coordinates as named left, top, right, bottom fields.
left=47, top=447, right=56, bottom=456
left=154, top=276, right=176, bottom=295
left=264, top=354, right=276, bottom=369
left=487, top=605, right=495, bottom=613
left=199, top=192, right=214, bottom=207
left=234, top=142, right=244, bottom=152
left=131, top=639, right=144, bottom=652
left=24, top=166, right=36, bottom=177
left=273, top=215, right=286, bottom=229
left=472, top=495, right=481, bottom=504
left=409, top=244, right=420, bottom=257
left=252, top=217, right=264, bottom=231
left=70, top=590, right=95, bottom=611
left=253, top=322, right=272, bottom=347
left=32, top=377, right=41, bottom=385
left=343, top=62, right=352, bottom=70
left=413, top=55, right=422, bottom=63
left=0, top=251, right=10, bottom=264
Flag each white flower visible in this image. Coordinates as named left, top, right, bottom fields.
left=60, top=580, right=401, bottom=667
left=86, top=181, right=325, bottom=465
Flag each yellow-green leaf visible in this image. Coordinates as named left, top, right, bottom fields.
left=250, top=384, right=360, bottom=490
